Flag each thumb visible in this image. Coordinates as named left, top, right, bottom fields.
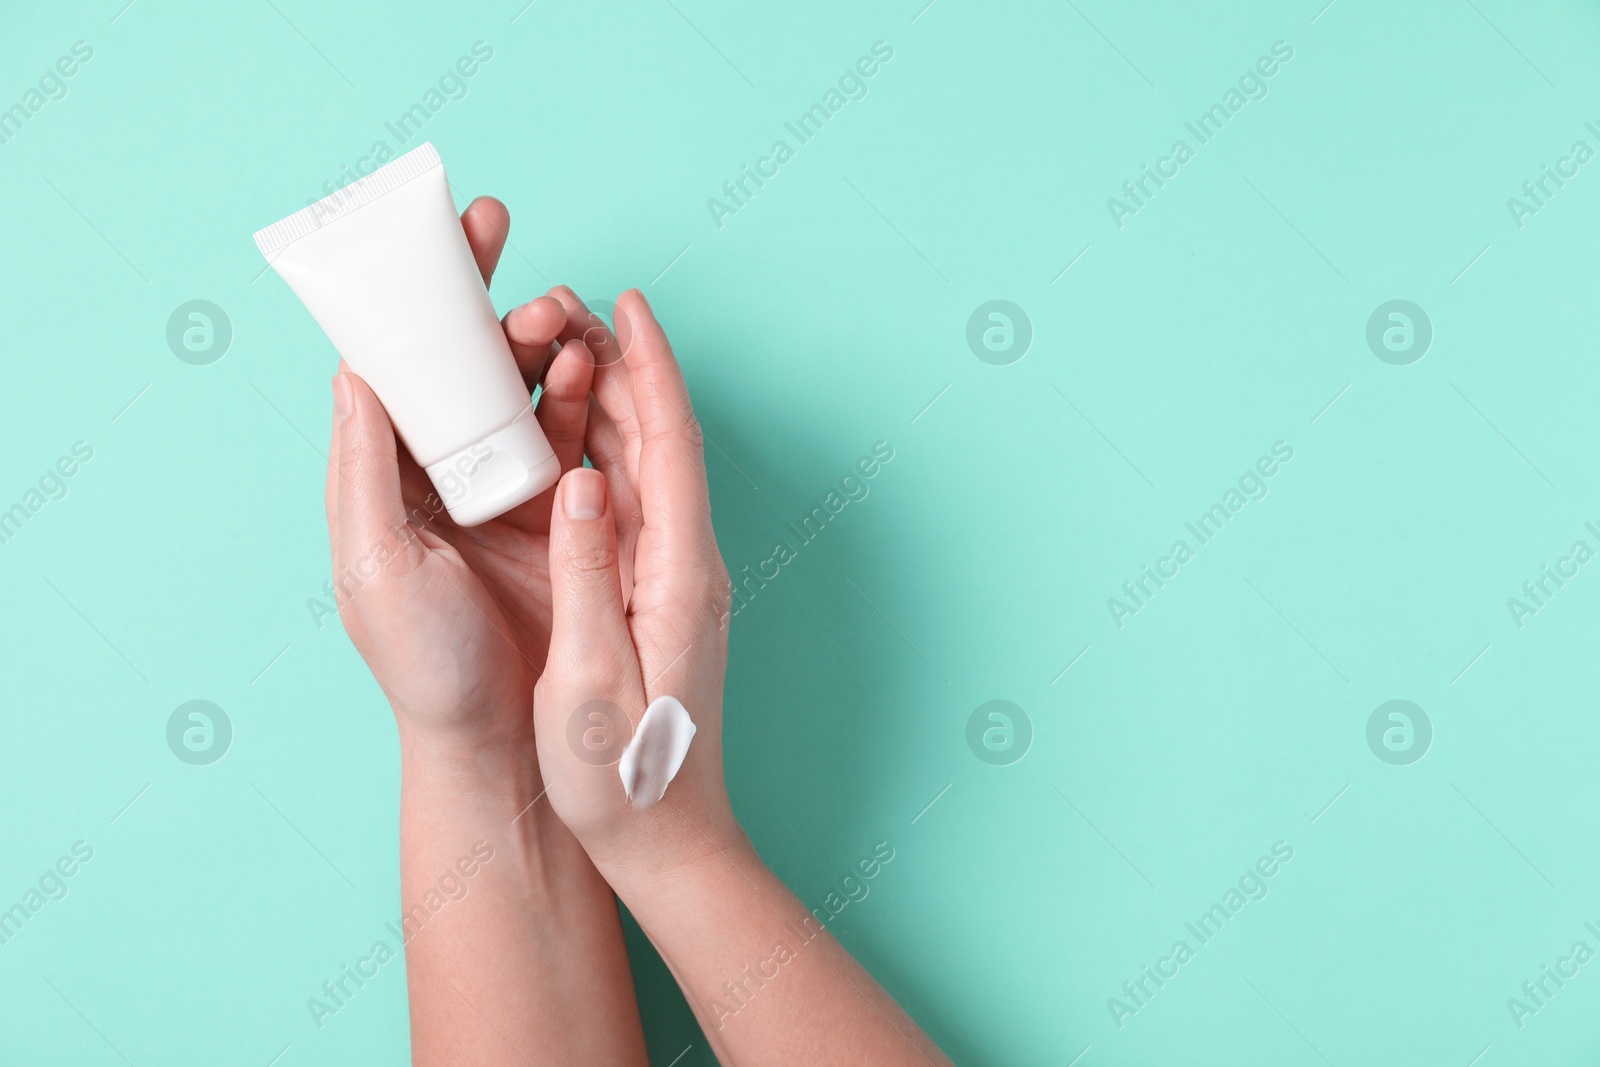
left=334, top=372, right=422, bottom=588
left=545, top=468, right=640, bottom=698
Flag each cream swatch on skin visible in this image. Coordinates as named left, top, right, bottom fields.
left=618, top=696, right=697, bottom=810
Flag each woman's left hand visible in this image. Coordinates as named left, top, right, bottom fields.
left=325, top=197, right=594, bottom=755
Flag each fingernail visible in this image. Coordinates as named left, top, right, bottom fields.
left=523, top=296, right=559, bottom=334
left=507, top=301, right=535, bottom=336
left=564, top=468, right=605, bottom=520
left=333, top=374, right=354, bottom=423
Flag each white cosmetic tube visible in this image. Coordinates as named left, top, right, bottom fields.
left=252, top=142, right=558, bottom=527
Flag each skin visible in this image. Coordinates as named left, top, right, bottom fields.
left=531, top=291, right=952, bottom=1065
left=330, top=196, right=951, bottom=1065
left=325, top=196, right=647, bottom=1067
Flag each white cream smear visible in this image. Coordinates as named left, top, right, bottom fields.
left=618, top=696, right=696, bottom=810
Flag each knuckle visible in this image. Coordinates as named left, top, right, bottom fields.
left=643, top=410, right=703, bottom=452
left=550, top=644, right=634, bottom=699
left=679, top=411, right=705, bottom=449
left=704, top=567, right=735, bottom=625
left=619, top=493, right=645, bottom=531
left=558, top=536, right=617, bottom=580
left=683, top=556, right=733, bottom=626
left=545, top=421, right=584, bottom=450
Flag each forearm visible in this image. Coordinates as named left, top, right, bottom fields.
left=598, top=828, right=948, bottom=1067
left=399, top=734, right=648, bottom=1067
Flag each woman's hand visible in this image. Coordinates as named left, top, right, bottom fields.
left=528, top=291, right=951, bottom=1067
left=325, top=197, right=650, bottom=1067
left=326, top=198, right=596, bottom=757
left=531, top=288, right=741, bottom=867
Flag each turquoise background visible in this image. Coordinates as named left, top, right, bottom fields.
left=2, top=0, right=1599, bottom=1063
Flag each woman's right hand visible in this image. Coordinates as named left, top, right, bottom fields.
left=537, top=289, right=953, bottom=1067
left=532, top=288, right=743, bottom=870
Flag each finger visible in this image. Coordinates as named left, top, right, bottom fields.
left=614, top=289, right=716, bottom=555
left=335, top=372, right=425, bottom=585
left=503, top=295, right=566, bottom=389
left=548, top=286, right=639, bottom=475
left=535, top=339, right=595, bottom=473
left=585, top=397, right=641, bottom=601
left=326, top=358, right=412, bottom=550
left=328, top=358, right=450, bottom=533
left=333, top=359, right=446, bottom=531
left=394, top=440, right=450, bottom=532
left=325, top=374, right=342, bottom=546
left=324, top=381, right=373, bottom=649
left=330, top=357, right=458, bottom=530
left=545, top=468, right=641, bottom=698
left=460, top=197, right=510, bottom=286
left=585, top=397, right=628, bottom=488
left=496, top=328, right=609, bottom=535
left=496, top=337, right=597, bottom=534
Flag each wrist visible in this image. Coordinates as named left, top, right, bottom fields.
left=398, top=723, right=548, bottom=822
left=584, top=794, right=753, bottom=899
left=398, top=724, right=611, bottom=908
left=399, top=715, right=535, bottom=775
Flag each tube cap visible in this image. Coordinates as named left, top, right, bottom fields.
left=425, top=409, right=560, bottom=527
